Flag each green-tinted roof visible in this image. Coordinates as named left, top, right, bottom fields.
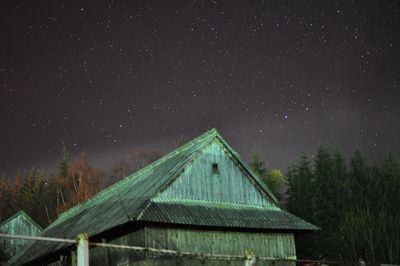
left=13, top=128, right=317, bottom=265
left=142, top=197, right=318, bottom=231
left=0, top=210, right=43, bottom=232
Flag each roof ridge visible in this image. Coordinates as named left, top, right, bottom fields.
left=151, top=196, right=277, bottom=210
left=50, top=128, right=220, bottom=227
left=0, top=210, right=24, bottom=227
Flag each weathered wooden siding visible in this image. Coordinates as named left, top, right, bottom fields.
left=128, top=258, right=295, bottom=266
left=43, top=229, right=147, bottom=266
left=89, top=228, right=146, bottom=266
left=156, top=141, right=276, bottom=209
left=144, top=227, right=296, bottom=260
left=77, top=226, right=295, bottom=266
left=0, top=212, right=42, bottom=259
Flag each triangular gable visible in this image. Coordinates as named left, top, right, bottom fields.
left=153, top=138, right=278, bottom=209
left=215, top=135, right=279, bottom=204
left=0, top=210, right=43, bottom=232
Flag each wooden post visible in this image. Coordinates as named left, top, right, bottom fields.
left=77, top=233, right=89, bottom=266
left=244, top=250, right=256, bottom=266
left=102, top=238, right=110, bottom=266
left=71, top=250, right=77, bottom=266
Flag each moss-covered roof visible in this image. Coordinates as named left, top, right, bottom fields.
left=13, top=128, right=317, bottom=265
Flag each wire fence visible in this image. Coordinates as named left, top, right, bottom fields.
left=0, top=233, right=341, bottom=266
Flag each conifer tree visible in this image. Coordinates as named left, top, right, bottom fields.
left=58, top=144, right=69, bottom=179
left=249, top=153, right=268, bottom=178
left=286, top=154, right=315, bottom=258
left=349, top=150, right=372, bottom=208
left=249, top=153, right=284, bottom=200
left=312, top=147, right=347, bottom=259
left=286, top=153, right=314, bottom=221
left=380, top=152, right=400, bottom=214
left=0, top=177, right=13, bottom=221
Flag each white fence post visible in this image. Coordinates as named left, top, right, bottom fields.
left=244, top=250, right=256, bottom=266
left=77, top=233, right=89, bottom=266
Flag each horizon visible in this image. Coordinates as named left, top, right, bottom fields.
left=1, top=1, right=399, bottom=178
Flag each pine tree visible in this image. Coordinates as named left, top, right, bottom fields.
left=313, top=147, right=333, bottom=227
left=380, top=152, right=400, bottom=214
left=27, top=168, right=47, bottom=226
left=249, top=153, right=268, bottom=178
left=249, top=153, right=283, bottom=200
left=286, top=153, right=313, bottom=221
left=330, top=151, right=349, bottom=259
left=312, top=147, right=347, bottom=260
left=341, top=151, right=400, bottom=265
left=0, top=177, right=13, bottom=221
left=349, top=150, right=373, bottom=209
left=286, top=154, right=315, bottom=258
left=58, top=144, right=69, bottom=179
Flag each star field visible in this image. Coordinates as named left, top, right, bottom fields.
left=0, top=0, right=399, bottom=174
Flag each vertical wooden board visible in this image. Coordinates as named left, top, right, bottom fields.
left=155, top=141, right=276, bottom=209
left=123, top=229, right=296, bottom=266
left=143, top=227, right=296, bottom=260
left=88, top=228, right=147, bottom=266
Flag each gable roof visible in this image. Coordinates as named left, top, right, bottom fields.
left=13, top=128, right=317, bottom=264
left=0, top=210, right=43, bottom=232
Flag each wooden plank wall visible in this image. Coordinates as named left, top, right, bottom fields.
left=89, top=228, right=146, bottom=266
left=129, top=258, right=295, bottom=266
left=144, top=227, right=296, bottom=260
left=156, top=141, right=276, bottom=209
left=42, top=226, right=295, bottom=265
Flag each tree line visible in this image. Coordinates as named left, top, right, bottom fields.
left=251, top=148, right=400, bottom=265
left=0, top=146, right=162, bottom=227
left=1, top=144, right=399, bottom=265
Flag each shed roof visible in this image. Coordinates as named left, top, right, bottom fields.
left=13, top=128, right=317, bottom=264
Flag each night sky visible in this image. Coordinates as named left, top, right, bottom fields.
left=1, top=1, right=400, bottom=176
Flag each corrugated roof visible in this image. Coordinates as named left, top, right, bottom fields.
left=12, top=128, right=317, bottom=265
left=141, top=197, right=318, bottom=231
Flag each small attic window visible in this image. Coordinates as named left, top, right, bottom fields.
left=212, top=163, right=219, bottom=174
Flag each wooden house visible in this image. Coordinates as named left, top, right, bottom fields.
left=0, top=210, right=43, bottom=262
left=12, top=129, right=317, bottom=265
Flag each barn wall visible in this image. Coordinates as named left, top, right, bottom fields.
left=156, top=141, right=277, bottom=209
left=127, top=258, right=295, bottom=266
left=39, top=228, right=147, bottom=266
left=89, top=228, right=146, bottom=266
left=48, top=226, right=295, bottom=266
left=144, top=227, right=296, bottom=260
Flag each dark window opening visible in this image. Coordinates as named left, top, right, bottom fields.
left=212, top=163, right=219, bottom=174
